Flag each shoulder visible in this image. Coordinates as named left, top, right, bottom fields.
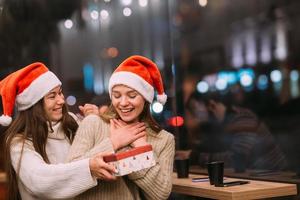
left=67, top=112, right=81, bottom=124
left=228, top=106, right=258, bottom=124
left=232, top=106, right=257, bottom=119
left=148, top=129, right=175, bottom=154
left=159, top=129, right=174, bottom=137
left=226, top=106, right=259, bottom=132
left=147, top=127, right=174, bottom=141
left=79, top=114, right=110, bottom=130
left=11, top=135, right=34, bottom=151
left=80, top=114, right=104, bottom=124
left=67, top=112, right=105, bottom=124
left=158, top=129, right=175, bottom=143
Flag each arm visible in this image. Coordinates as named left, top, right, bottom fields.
left=128, top=132, right=175, bottom=200
left=78, top=104, right=101, bottom=117
left=198, top=132, right=256, bottom=167
left=231, top=132, right=257, bottom=156
left=67, top=116, right=147, bottom=162
left=66, top=115, right=115, bottom=162
left=10, top=140, right=97, bottom=199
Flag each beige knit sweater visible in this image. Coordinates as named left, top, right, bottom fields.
left=66, top=115, right=175, bottom=200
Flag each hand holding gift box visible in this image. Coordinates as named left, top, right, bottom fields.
left=103, top=144, right=156, bottom=176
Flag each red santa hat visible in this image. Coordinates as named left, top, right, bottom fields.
left=108, top=55, right=167, bottom=105
left=0, top=62, right=61, bottom=126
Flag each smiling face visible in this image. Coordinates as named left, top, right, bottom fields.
left=111, top=84, right=146, bottom=123
left=43, top=85, right=65, bottom=122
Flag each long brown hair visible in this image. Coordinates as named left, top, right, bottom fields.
left=4, top=99, right=78, bottom=200
left=101, top=102, right=162, bottom=133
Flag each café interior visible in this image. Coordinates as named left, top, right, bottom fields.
left=1, top=0, right=300, bottom=199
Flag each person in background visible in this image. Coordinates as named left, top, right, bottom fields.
left=0, top=62, right=131, bottom=200
left=186, top=90, right=287, bottom=172
left=66, top=55, right=175, bottom=200
left=76, top=93, right=111, bottom=120
left=90, top=92, right=111, bottom=114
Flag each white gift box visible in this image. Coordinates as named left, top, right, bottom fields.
left=103, top=144, right=156, bottom=176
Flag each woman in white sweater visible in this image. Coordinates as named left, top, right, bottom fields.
left=67, top=55, right=175, bottom=200
left=1, top=62, right=140, bottom=200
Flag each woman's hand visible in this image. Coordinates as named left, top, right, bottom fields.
left=89, top=152, right=117, bottom=181
left=112, top=120, right=148, bottom=147
left=79, top=104, right=100, bottom=117
left=109, top=119, right=146, bottom=150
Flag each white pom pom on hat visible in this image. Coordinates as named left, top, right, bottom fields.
left=108, top=55, right=167, bottom=105
left=0, top=62, right=61, bottom=126
left=157, top=93, right=167, bottom=105
left=0, top=115, right=12, bottom=126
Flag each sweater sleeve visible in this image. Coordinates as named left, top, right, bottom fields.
left=200, top=131, right=256, bottom=168
left=128, top=132, right=175, bottom=200
left=66, top=114, right=115, bottom=162
left=10, top=140, right=97, bottom=199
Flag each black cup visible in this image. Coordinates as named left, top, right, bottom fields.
left=175, top=159, right=189, bottom=178
left=207, top=161, right=224, bottom=186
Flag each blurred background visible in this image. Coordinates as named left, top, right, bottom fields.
left=1, top=0, right=300, bottom=180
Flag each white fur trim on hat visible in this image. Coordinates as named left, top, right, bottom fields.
left=109, top=71, right=154, bottom=103
left=16, top=71, right=62, bottom=110
left=0, top=115, right=12, bottom=126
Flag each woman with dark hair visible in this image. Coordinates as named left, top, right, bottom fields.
left=67, top=55, right=175, bottom=200
left=1, top=62, right=140, bottom=200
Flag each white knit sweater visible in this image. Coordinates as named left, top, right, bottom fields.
left=10, top=119, right=97, bottom=200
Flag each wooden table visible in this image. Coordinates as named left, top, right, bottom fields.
left=172, top=173, right=297, bottom=200
left=189, top=165, right=300, bottom=184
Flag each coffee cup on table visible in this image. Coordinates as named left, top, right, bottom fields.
left=174, top=150, right=192, bottom=178
left=206, top=161, right=224, bottom=186
left=175, top=158, right=189, bottom=178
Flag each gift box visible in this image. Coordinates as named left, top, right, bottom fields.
left=103, top=144, right=156, bottom=176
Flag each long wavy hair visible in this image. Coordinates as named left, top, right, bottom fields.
left=101, top=101, right=162, bottom=133
left=4, top=99, right=78, bottom=200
